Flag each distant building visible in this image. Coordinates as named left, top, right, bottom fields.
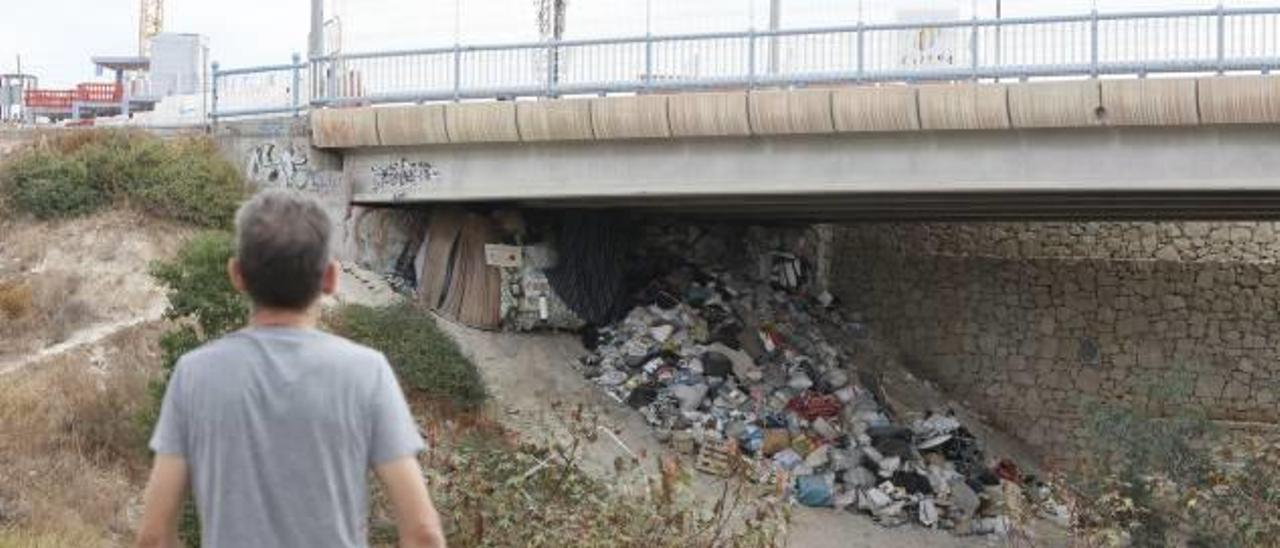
left=149, top=33, right=210, bottom=97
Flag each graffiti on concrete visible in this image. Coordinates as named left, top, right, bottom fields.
left=247, top=142, right=332, bottom=192
left=370, top=158, right=440, bottom=195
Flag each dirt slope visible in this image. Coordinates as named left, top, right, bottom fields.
left=0, top=211, right=190, bottom=374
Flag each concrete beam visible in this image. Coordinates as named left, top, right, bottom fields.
left=748, top=89, right=834, bottom=135
left=1008, top=81, right=1103, bottom=129
left=1198, top=75, right=1280, bottom=125
left=1101, top=79, right=1199, bottom=126
left=918, top=84, right=1010, bottom=130
left=312, top=108, right=379, bottom=148
left=516, top=99, right=594, bottom=141
left=832, top=86, right=919, bottom=132
left=375, top=105, right=449, bottom=146
left=444, top=102, right=520, bottom=143
left=347, top=126, right=1280, bottom=220
left=668, top=92, right=752, bottom=138
left=591, top=96, right=671, bottom=139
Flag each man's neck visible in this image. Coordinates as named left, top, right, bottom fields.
left=250, top=305, right=319, bottom=329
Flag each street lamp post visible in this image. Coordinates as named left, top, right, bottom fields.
left=309, top=0, right=324, bottom=59
left=768, top=0, right=781, bottom=75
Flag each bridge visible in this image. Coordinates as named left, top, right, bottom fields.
left=213, top=7, right=1280, bottom=219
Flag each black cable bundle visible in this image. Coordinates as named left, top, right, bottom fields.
left=545, top=211, right=631, bottom=325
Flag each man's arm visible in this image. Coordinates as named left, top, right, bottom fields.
left=375, top=456, right=446, bottom=548
left=136, top=455, right=189, bottom=548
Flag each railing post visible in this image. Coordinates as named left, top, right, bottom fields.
left=994, top=16, right=1002, bottom=81
left=290, top=53, right=302, bottom=116
left=970, top=16, right=980, bottom=80
left=453, top=44, right=463, bottom=101
left=544, top=41, right=556, bottom=98
left=643, top=34, right=654, bottom=91
left=326, top=55, right=339, bottom=105
left=1090, top=10, right=1100, bottom=77
left=747, top=29, right=757, bottom=89
left=210, top=61, right=219, bottom=124
left=1216, top=3, right=1226, bottom=74
left=856, top=23, right=865, bottom=82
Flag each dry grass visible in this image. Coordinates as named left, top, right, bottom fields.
left=0, top=321, right=166, bottom=547
left=0, top=279, right=32, bottom=319
left=0, top=273, right=93, bottom=359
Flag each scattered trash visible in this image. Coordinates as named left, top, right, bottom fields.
left=563, top=221, right=1040, bottom=536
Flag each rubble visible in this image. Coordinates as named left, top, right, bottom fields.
left=564, top=221, right=1044, bottom=536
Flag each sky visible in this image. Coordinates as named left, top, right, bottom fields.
left=2, top=0, right=1274, bottom=87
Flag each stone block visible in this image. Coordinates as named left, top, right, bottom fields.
left=668, top=92, right=751, bottom=137
left=311, top=107, right=380, bottom=148
left=1198, top=76, right=1280, bottom=124
left=444, top=101, right=520, bottom=143
left=1008, top=81, right=1103, bottom=128
left=831, top=86, right=920, bottom=132
left=590, top=96, right=671, bottom=139
left=1100, top=78, right=1199, bottom=126
left=374, top=105, right=449, bottom=146
left=917, top=83, right=1010, bottom=130
left=516, top=99, right=594, bottom=141
left=748, top=89, right=834, bottom=135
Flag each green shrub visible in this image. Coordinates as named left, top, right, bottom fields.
left=330, top=304, right=488, bottom=410
left=150, top=231, right=249, bottom=337
left=0, top=130, right=245, bottom=228
left=406, top=408, right=787, bottom=548
left=3, top=150, right=104, bottom=219
left=122, top=138, right=245, bottom=229
left=1064, top=374, right=1280, bottom=547
left=143, top=231, right=248, bottom=547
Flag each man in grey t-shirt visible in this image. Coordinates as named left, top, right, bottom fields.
left=136, top=190, right=445, bottom=548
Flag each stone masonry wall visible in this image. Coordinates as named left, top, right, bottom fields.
left=832, top=222, right=1280, bottom=459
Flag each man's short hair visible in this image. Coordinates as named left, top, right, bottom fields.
left=234, top=190, right=334, bottom=310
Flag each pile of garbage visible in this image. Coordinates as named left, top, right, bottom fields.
left=570, top=224, right=1035, bottom=534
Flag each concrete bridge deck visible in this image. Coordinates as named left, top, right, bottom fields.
left=309, top=77, right=1280, bottom=219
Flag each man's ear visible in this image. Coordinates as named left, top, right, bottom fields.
left=227, top=258, right=248, bottom=294
left=320, top=260, right=339, bottom=296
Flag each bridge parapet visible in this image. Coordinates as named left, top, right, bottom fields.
left=312, top=75, right=1280, bottom=149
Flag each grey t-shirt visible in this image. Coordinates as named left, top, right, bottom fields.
left=150, top=326, right=425, bottom=548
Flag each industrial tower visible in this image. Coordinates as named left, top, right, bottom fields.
left=138, top=0, right=164, bottom=57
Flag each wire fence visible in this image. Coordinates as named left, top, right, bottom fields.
left=213, top=6, right=1280, bottom=119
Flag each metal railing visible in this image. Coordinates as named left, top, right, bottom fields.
left=213, top=54, right=308, bottom=120
left=212, top=6, right=1280, bottom=120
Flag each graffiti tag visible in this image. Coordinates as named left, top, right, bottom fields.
left=371, top=158, right=440, bottom=195
left=246, top=142, right=337, bottom=193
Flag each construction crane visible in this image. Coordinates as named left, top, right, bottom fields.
left=138, top=0, right=164, bottom=57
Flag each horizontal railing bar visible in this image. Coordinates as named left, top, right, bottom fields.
left=213, top=106, right=304, bottom=118
left=215, top=63, right=306, bottom=77
left=212, top=6, right=1280, bottom=120
left=229, top=6, right=1280, bottom=71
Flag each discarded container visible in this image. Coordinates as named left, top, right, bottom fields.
left=795, top=473, right=835, bottom=507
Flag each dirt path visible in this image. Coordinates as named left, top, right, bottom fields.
left=0, top=301, right=166, bottom=377
left=0, top=212, right=189, bottom=376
